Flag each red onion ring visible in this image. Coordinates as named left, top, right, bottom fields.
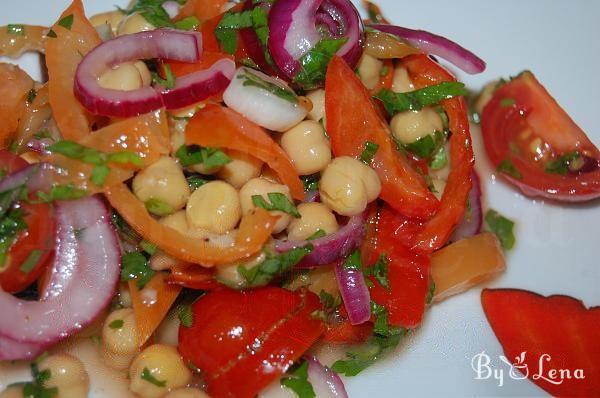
left=0, top=196, right=120, bottom=351
left=335, top=258, right=371, bottom=325
left=274, top=213, right=365, bottom=268
left=239, top=0, right=281, bottom=75
left=268, top=0, right=363, bottom=80
left=368, top=24, right=486, bottom=75
left=304, top=355, right=348, bottom=398
left=0, top=335, right=44, bottom=361
left=0, top=162, right=53, bottom=194
left=450, top=170, right=483, bottom=242
left=74, top=29, right=235, bottom=117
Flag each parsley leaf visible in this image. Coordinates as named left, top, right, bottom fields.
left=342, top=249, right=362, bottom=270
left=186, top=175, right=210, bottom=192
left=91, top=164, right=111, bottom=186
left=545, top=152, right=581, bottom=175
left=26, top=88, right=37, bottom=104
left=360, top=141, right=379, bottom=165
left=429, top=146, right=448, bottom=170
left=145, top=198, right=174, bottom=216
left=301, top=174, right=320, bottom=192
left=239, top=68, right=298, bottom=104
left=141, top=367, right=167, bottom=387
left=106, top=151, right=143, bottom=167
left=215, top=8, right=269, bottom=55
left=485, top=209, right=516, bottom=250
left=0, top=204, right=27, bottom=268
left=500, top=97, right=516, bottom=107
left=403, top=131, right=446, bottom=159
left=122, top=0, right=181, bottom=28
left=426, top=278, right=436, bottom=305
left=111, top=211, right=141, bottom=244
left=48, top=140, right=106, bottom=165
left=140, top=240, right=157, bottom=255
left=174, top=16, right=200, bottom=31
left=175, top=145, right=231, bottom=170
left=178, top=304, right=193, bottom=327
left=294, top=37, right=347, bottom=90
left=281, top=361, right=316, bottom=398
left=374, top=83, right=468, bottom=116
left=319, top=290, right=341, bottom=312
left=109, top=319, right=124, bottom=329
left=7, top=24, right=25, bottom=36
left=20, top=250, right=44, bottom=274
left=306, top=229, right=326, bottom=240
left=151, top=64, right=176, bottom=89
left=252, top=193, right=300, bottom=217
left=12, top=363, right=59, bottom=398
left=497, top=159, right=522, bottom=180
left=58, top=14, right=74, bottom=30
left=238, top=246, right=312, bottom=288
left=363, top=254, right=389, bottom=290
left=121, top=252, right=155, bottom=289
left=35, top=184, right=87, bottom=203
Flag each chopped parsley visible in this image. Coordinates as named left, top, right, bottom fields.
left=360, top=141, right=379, bottom=165
left=7, top=24, right=25, bottom=35
left=319, top=290, right=341, bottom=312
left=497, top=159, right=522, bottom=180
left=57, top=14, right=74, bottom=30
left=186, top=175, right=210, bottom=192
left=485, top=209, right=516, bottom=250
left=145, top=198, right=174, bottom=216
left=306, top=229, right=326, bottom=240
left=426, top=278, right=436, bottom=305
left=91, top=164, right=111, bottom=186
left=363, top=254, right=390, bottom=290
left=374, top=83, right=468, bottom=116
left=178, top=304, right=193, bottom=328
left=111, top=211, right=141, bottom=244
left=151, top=64, right=176, bottom=89
left=20, top=250, right=44, bottom=274
left=46, top=29, right=57, bottom=38
left=545, top=152, right=582, bottom=175
left=252, top=192, right=300, bottom=217
left=35, top=184, right=88, bottom=203
left=174, top=16, right=200, bottom=31
left=301, top=174, right=320, bottom=192
left=500, top=97, right=516, bottom=107
left=108, top=319, right=124, bottom=329
left=141, top=367, right=167, bottom=387
left=7, top=362, right=58, bottom=398
left=280, top=361, right=316, bottom=398
left=342, top=249, right=362, bottom=270
left=0, top=199, right=27, bottom=269
left=121, top=252, right=155, bottom=289
left=294, top=37, right=347, bottom=90
left=26, top=88, right=37, bottom=104
left=121, top=0, right=186, bottom=29
left=238, top=246, right=313, bottom=288
left=403, top=130, right=447, bottom=160
left=175, top=145, right=231, bottom=170
left=139, top=240, right=157, bottom=256
left=215, top=7, right=269, bottom=56
left=239, top=68, right=298, bottom=104
left=429, top=146, right=448, bottom=170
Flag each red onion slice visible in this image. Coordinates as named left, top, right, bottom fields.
left=274, top=213, right=365, bottom=268
left=450, top=170, right=483, bottom=242
left=335, top=258, right=371, bottom=325
left=74, top=29, right=235, bottom=117
left=369, top=24, right=486, bottom=75
left=318, top=0, right=364, bottom=68
left=0, top=162, right=53, bottom=194
left=304, top=355, right=348, bottom=398
left=0, top=196, right=120, bottom=349
left=0, top=335, right=45, bottom=361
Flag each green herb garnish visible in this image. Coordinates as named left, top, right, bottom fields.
left=306, top=229, right=326, bottom=240
left=108, top=319, right=124, bottom=329
left=363, top=254, right=389, bottom=290
left=215, top=7, right=269, bottom=56
left=238, top=246, right=312, bottom=288
left=186, top=175, right=210, bottom=192
left=239, top=68, right=298, bottom=104
left=151, top=64, right=176, bottom=89
left=178, top=304, right=193, bottom=328
left=497, top=159, right=522, bottom=180
left=35, top=184, right=88, bottom=203
left=19, top=250, right=44, bottom=274
left=403, top=131, right=446, bottom=159
left=58, top=14, right=74, bottom=30
left=280, top=361, right=316, bottom=398
left=545, top=152, right=581, bottom=175
left=374, top=83, right=468, bottom=116
left=121, top=252, right=155, bottom=289
left=360, top=141, right=379, bottom=165
left=252, top=192, right=300, bottom=217
left=301, top=174, right=320, bottom=192
left=294, top=37, right=347, bottom=89
left=485, top=209, right=516, bottom=250
left=7, top=24, right=25, bottom=35
left=141, top=367, right=167, bottom=387
left=145, top=198, right=174, bottom=216
left=175, top=145, right=231, bottom=169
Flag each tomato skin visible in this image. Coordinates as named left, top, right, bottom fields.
left=0, top=203, right=55, bottom=293
left=178, top=287, right=323, bottom=398
left=323, top=307, right=373, bottom=345
left=481, top=71, right=600, bottom=201
left=166, top=264, right=219, bottom=290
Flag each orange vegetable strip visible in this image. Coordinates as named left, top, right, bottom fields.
left=105, top=183, right=278, bottom=266
left=185, top=104, right=305, bottom=200
left=128, top=273, right=182, bottom=347
left=0, top=64, right=34, bottom=148
left=45, top=0, right=101, bottom=141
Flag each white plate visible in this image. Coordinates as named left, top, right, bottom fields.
left=1, top=1, right=599, bottom=397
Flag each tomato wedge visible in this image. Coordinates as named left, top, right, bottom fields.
left=167, top=264, right=220, bottom=290
left=362, top=205, right=431, bottom=328
left=178, top=287, right=323, bottom=398
left=325, top=56, right=439, bottom=219
left=0, top=64, right=34, bottom=149
left=45, top=0, right=101, bottom=141
left=105, top=183, right=278, bottom=266
left=481, top=71, right=600, bottom=201
left=186, top=104, right=305, bottom=200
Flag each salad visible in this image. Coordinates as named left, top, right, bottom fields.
left=0, top=0, right=599, bottom=398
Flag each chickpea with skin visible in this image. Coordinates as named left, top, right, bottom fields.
left=98, top=61, right=151, bottom=91
left=239, top=178, right=293, bottom=233
left=281, top=120, right=331, bottom=175
left=101, top=308, right=139, bottom=370
left=390, top=107, right=444, bottom=145
left=186, top=181, right=242, bottom=234
left=37, top=354, right=90, bottom=398
left=305, top=89, right=326, bottom=123
left=217, top=150, right=263, bottom=188
left=287, top=203, right=339, bottom=241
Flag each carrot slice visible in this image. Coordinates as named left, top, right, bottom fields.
left=0, top=64, right=34, bottom=148
left=186, top=104, right=305, bottom=200
left=430, top=232, right=505, bottom=302
left=105, top=183, right=278, bottom=266
left=45, top=0, right=101, bottom=141
left=128, top=273, right=182, bottom=347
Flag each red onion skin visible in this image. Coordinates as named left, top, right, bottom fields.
left=319, top=0, right=364, bottom=68
left=369, top=24, right=486, bottom=75
left=274, top=213, right=365, bottom=268
left=335, top=260, right=371, bottom=325
left=450, top=170, right=483, bottom=242
left=0, top=335, right=45, bottom=361
left=0, top=196, right=120, bottom=348
left=0, top=162, right=53, bottom=194
left=304, top=355, right=349, bottom=398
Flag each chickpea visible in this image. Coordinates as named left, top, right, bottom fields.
left=473, top=81, right=498, bottom=116
left=239, top=178, right=293, bottom=233
left=89, top=10, right=125, bottom=34
left=101, top=308, right=139, bottom=370
left=391, top=66, right=415, bottom=93
left=150, top=251, right=178, bottom=271
left=38, top=354, right=90, bottom=398
left=186, top=181, right=241, bottom=234
left=431, top=177, right=447, bottom=201
left=259, top=167, right=280, bottom=184
left=129, top=344, right=192, bottom=398
left=165, top=388, right=211, bottom=398
left=217, top=150, right=263, bottom=188
left=287, top=203, right=339, bottom=241
left=98, top=62, right=148, bottom=91
left=305, top=89, right=326, bottom=123
left=357, top=54, right=383, bottom=90
left=216, top=252, right=266, bottom=288
left=118, top=13, right=156, bottom=36
left=118, top=282, right=132, bottom=308
left=154, top=312, right=180, bottom=346
left=319, top=156, right=381, bottom=216
left=390, top=107, right=443, bottom=145
left=280, top=121, right=331, bottom=175
left=159, top=210, right=189, bottom=235
left=134, top=60, right=153, bottom=87
left=132, top=156, right=191, bottom=213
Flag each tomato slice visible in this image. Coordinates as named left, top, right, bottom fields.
left=481, top=71, right=600, bottom=201
left=178, top=287, right=323, bottom=398
left=323, top=307, right=373, bottom=345
left=167, top=264, right=220, bottom=290
left=325, top=56, right=439, bottom=219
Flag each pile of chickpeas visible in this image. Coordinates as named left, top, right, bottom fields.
left=0, top=8, right=452, bottom=398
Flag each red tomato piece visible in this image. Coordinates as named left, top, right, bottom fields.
left=481, top=289, right=600, bottom=397
left=167, top=264, right=219, bottom=290
left=178, top=287, right=323, bottom=398
left=325, top=56, right=439, bottom=220
left=323, top=307, right=373, bottom=345
left=481, top=71, right=600, bottom=201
